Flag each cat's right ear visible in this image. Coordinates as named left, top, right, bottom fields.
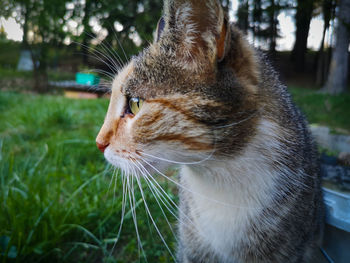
left=155, top=16, right=165, bottom=42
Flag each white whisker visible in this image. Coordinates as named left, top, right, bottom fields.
left=139, top=157, right=259, bottom=210
left=134, top=159, right=196, bottom=227
left=109, top=171, right=127, bottom=257
left=133, top=161, right=179, bottom=242
left=141, top=150, right=214, bottom=165
left=126, top=169, right=148, bottom=262
left=74, top=41, right=120, bottom=73
left=134, top=174, right=177, bottom=261
left=85, top=30, right=124, bottom=70
left=214, top=111, right=258, bottom=129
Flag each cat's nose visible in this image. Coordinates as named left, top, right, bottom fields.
left=96, top=141, right=109, bottom=153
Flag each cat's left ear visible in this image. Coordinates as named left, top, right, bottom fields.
left=163, top=0, right=230, bottom=67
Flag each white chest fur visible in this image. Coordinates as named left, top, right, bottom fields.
left=179, top=120, right=288, bottom=261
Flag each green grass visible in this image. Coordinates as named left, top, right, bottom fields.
left=289, top=86, right=350, bottom=133
left=0, top=92, right=176, bottom=263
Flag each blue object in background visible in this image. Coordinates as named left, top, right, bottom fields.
left=75, top=72, right=100, bottom=86
left=323, top=187, right=350, bottom=263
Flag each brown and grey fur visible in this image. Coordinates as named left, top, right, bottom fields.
left=96, top=0, right=324, bottom=262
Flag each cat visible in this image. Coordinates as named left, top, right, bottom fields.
left=96, top=0, right=324, bottom=262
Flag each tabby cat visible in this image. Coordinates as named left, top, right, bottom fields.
left=96, top=0, right=324, bottom=262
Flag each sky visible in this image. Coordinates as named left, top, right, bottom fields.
left=0, top=2, right=327, bottom=52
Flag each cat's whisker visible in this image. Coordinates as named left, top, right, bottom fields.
left=141, top=150, right=215, bottom=165
left=87, top=68, right=115, bottom=81
left=80, top=34, right=123, bottom=71
left=107, top=167, right=116, bottom=194
left=126, top=169, right=148, bottom=262
left=140, top=130, right=218, bottom=166
left=73, top=41, right=120, bottom=74
left=132, top=160, right=179, bottom=242
left=102, top=21, right=128, bottom=67
left=107, top=168, right=118, bottom=208
left=134, top=172, right=177, bottom=262
left=213, top=111, right=259, bottom=129
left=108, top=37, right=127, bottom=69
left=109, top=171, right=127, bottom=258
left=135, top=160, right=179, bottom=213
left=140, top=157, right=260, bottom=210
left=76, top=51, right=118, bottom=77
left=112, top=168, right=119, bottom=205
left=136, top=160, right=190, bottom=224
left=111, top=29, right=129, bottom=63
left=84, top=30, right=124, bottom=70
left=134, top=159, right=196, bottom=227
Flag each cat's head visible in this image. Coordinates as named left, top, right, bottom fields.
left=96, top=0, right=260, bottom=173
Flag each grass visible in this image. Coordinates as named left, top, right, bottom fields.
left=0, top=86, right=349, bottom=262
left=289, top=86, right=350, bottom=133
left=0, top=92, right=176, bottom=263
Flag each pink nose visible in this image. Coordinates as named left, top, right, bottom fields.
left=96, top=142, right=109, bottom=153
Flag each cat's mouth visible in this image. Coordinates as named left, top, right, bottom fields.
left=104, top=147, right=167, bottom=177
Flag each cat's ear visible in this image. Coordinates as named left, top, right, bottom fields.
left=163, top=0, right=230, bottom=68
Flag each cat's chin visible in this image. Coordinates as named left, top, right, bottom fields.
left=104, top=147, right=171, bottom=177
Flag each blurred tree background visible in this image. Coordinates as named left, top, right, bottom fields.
left=0, top=0, right=349, bottom=93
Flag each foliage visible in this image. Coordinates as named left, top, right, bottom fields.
left=0, top=92, right=176, bottom=263
left=0, top=41, right=21, bottom=69
left=68, top=0, right=162, bottom=63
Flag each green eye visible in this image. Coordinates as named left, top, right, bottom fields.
left=129, top=97, right=144, bottom=115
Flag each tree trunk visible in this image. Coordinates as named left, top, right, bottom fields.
left=33, top=68, right=49, bottom=93
left=315, top=0, right=334, bottom=86
left=31, top=46, right=49, bottom=93
left=290, top=0, right=314, bottom=72
left=315, top=29, right=328, bottom=86
left=268, top=0, right=277, bottom=55
left=237, top=0, right=249, bottom=33
left=82, top=0, right=92, bottom=65
left=21, top=2, right=29, bottom=49
left=323, top=0, right=350, bottom=94
left=252, top=0, right=262, bottom=47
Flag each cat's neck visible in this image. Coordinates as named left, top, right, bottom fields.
left=179, top=118, right=289, bottom=208
left=178, top=119, right=290, bottom=257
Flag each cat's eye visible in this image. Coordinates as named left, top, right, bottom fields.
left=129, top=97, right=144, bottom=115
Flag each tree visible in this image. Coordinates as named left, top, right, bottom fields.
left=96, top=0, right=162, bottom=60
left=290, top=0, right=315, bottom=72
left=237, top=0, right=250, bottom=33
left=266, top=0, right=279, bottom=54
left=323, top=0, right=350, bottom=94
left=80, top=0, right=98, bottom=64
left=252, top=0, right=263, bottom=45
left=3, top=0, right=69, bottom=92
left=315, top=0, right=336, bottom=85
